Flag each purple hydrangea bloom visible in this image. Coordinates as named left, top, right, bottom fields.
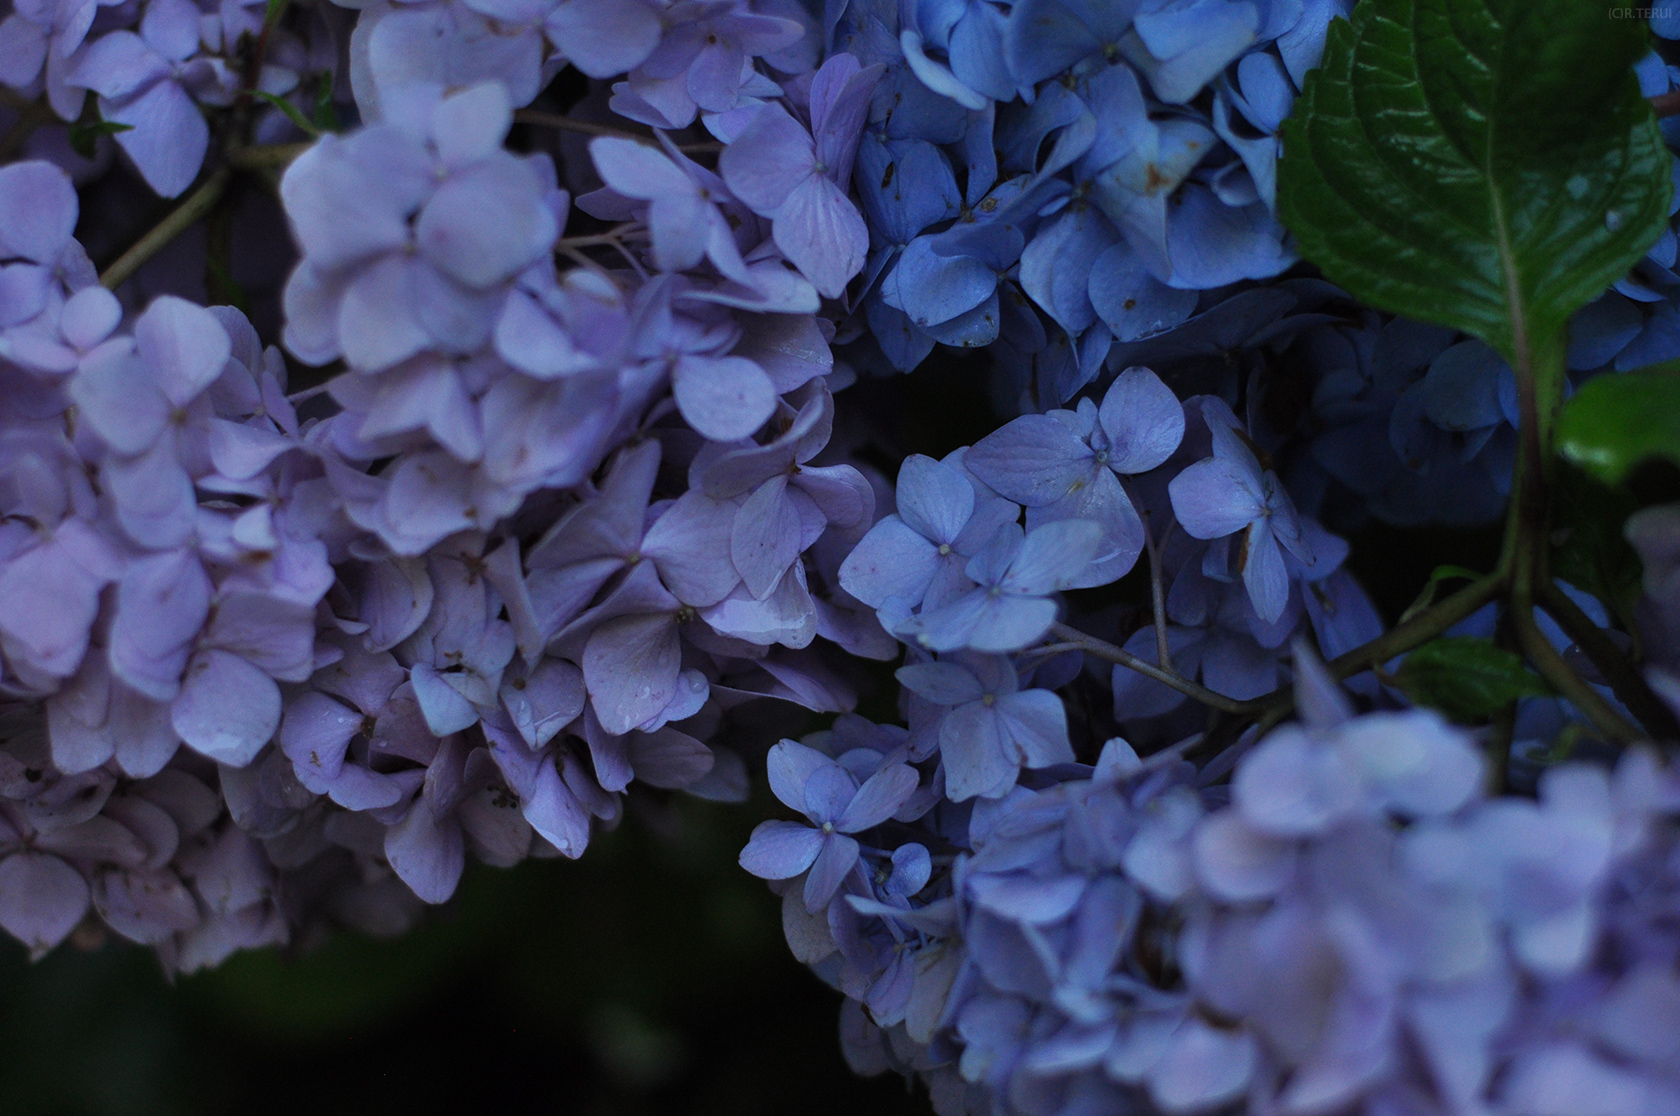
left=896, top=652, right=1071, bottom=800
left=1168, top=396, right=1312, bottom=623
left=719, top=53, right=879, bottom=298
left=895, top=518, right=1102, bottom=653
left=740, top=738, right=919, bottom=911
left=281, top=81, right=562, bottom=371
left=839, top=450, right=1019, bottom=616
left=967, top=365, right=1184, bottom=588
left=66, top=0, right=218, bottom=197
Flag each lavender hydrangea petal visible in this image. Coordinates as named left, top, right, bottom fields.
left=547, top=0, right=661, bottom=77
left=416, top=160, right=558, bottom=289
left=171, top=650, right=281, bottom=767
left=0, top=852, right=89, bottom=958
left=110, top=550, right=211, bottom=701
left=1098, top=366, right=1185, bottom=474
left=1146, top=1019, right=1256, bottom=1113
left=803, top=831, right=860, bottom=912
left=384, top=800, right=465, bottom=904
left=966, top=414, right=1093, bottom=506
left=628, top=728, right=714, bottom=789
left=839, top=516, right=941, bottom=610
left=0, top=16, right=47, bottom=88
left=939, top=701, right=1022, bottom=800
left=772, top=173, right=869, bottom=299
left=582, top=613, right=682, bottom=736
left=896, top=661, right=987, bottom=705
left=430, top=82, right=512, bottom=166
left=279, top=692, right=362, bottom=781
left=280, top=135, right=424, bottom=270
left=1233, top=726, right=1359, bottom=837
left=337, top=255, right=432, bottom=371
left=719, top=103, right=816, bottom=214
left=673, top=354, right=777, bottom=442
left=836, top=764, right=918, bottom=832
left=1191, top=810, right=1296, bottom=902
left=640, top=492, right=742, bottom=607
left=1169, top=456, right=1265, bottom=540
left=105, top=80, right=210, bottom=199
left=740, top=819, right=826, bottom=879
left=993, top=689, right=1072, bottom=768
left=766, top=740, right=830, bottom=813
left=0, top=160, right=76, bottom=263
left=732, top=475, right=804, bottom=599
left=896, top=454, right=975, bottom=545
left=1000, top=518, right=1102, bottom=596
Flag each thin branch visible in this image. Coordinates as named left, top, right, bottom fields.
left=559, top=245, right=612, bottom=277
left=1236, top=573, right=1509, bottom=740
left=100, top=167, right=233, bottom=290
left=1653, top=91, right=1680, bottom=118
left=1535, top=579, right=1679, bottom=740
left=515, top=110, right=646, bottom=142
left=1017, top=641, right=1088, bottom=659
left=1138, top=732, right=1205, bottom=772
left=1327, top=571, right=1507, bottom=680
left=1512, top=606, right=1643, bottom=744
left=556, top=226, right=649, bottom=250
left=1072, top=566, right=1507, bottom=733
left=1049, top=621, right=1262, bottom=716
left=513, top=110, right=722, bottom=152
left=1484, top=700, right=1516, bottom=793
left=286, top=383, right=333, bottom=404
left=228, top=142, right=312, bottom=171
left=240, top=0, right=289, bottom=100
left=1144, top=515, right=1176, bottom=673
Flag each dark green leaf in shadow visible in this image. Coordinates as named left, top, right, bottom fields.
left=253, top=91, right=321, bottom=138
left=1277, top=0, right=1669, bottom=366
left=1396, top=636, right=1549, bottom=721
left=68, top=119, right=132, bottom=160
left=1557, top=363, right=1680, bottom=485
left=1550, top=460, right=1645, bottom=632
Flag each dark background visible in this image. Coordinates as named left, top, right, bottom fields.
left=0, top=790, right=932, bottom=1116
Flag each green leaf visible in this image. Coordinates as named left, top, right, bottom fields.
left=67, top=118, right=131, bottom=160
left=1550, top=461, right=1644, bottom=633
left=1397, top=564, right=1484, bottom=625
left=205, top=256, right=251, bottom=315
left=1396, top=636, right=1549, bottom=721
left=1556, top=362, right=1680, bottom=484
left=310, top=75, right=341, bottom=133
left=253, top=90, right=320, bottom=137
left=1276, top=0, right=1670, bottom=367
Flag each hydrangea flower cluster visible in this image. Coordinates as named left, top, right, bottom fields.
left=0, top=0, right=904, bottom=960
left=0, top=0, right=1677, bottom=1112
left=840, top=365, right=1378, bottom=758
left=778, top=657, right=1680, bottom=1116
left=830, top=0, right=1346, bottom=387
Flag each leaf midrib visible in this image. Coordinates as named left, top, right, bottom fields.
left=1405, top=0, right=1530, bottom=368
left=1477, top=2, right=1532, bottom=371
